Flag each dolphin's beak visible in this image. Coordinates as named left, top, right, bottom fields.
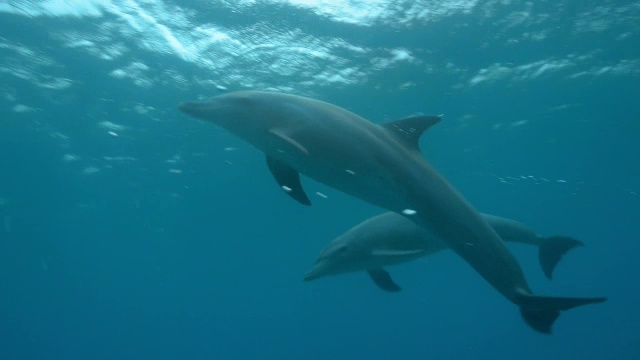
left=178, top=101, right=205, bottom=118
left=303, top=264, right=324, bottom=282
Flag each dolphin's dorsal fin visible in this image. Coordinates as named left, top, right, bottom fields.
left=266, top=156, right=311, bottom=206
left=381, top=115, right=441, bottom=152
left=367, top=268, right=401, bottom=292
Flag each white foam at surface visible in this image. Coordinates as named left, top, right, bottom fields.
left=103, top=156, right=136, bottom=161
left=98, top=121, right=127, bottom=131
left=83, top=166, right=101, bottom=175
left=12, top=104, right=36, bottom=112
left=63, top=154, right=80, bottom=162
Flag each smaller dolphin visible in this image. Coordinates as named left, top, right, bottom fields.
left=305, top=212, right=584, bottom=292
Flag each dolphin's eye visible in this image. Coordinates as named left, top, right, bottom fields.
left=338, top=245, right=348, bottom=252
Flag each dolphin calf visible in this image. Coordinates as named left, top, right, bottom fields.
left=304, top=212, right=584, bottom=292
left=179, top=90, right=606, bottom=333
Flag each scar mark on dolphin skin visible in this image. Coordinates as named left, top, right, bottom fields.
left=269, top=128, right=309, bottom=155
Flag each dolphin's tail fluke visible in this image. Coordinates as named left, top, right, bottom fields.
left=538, top=236, right=584, bottom=280
left=516, top=291, right=607, bottom=334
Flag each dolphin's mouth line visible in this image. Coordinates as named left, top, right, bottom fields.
left=303, top=267, right=322, bottom=281
left=303, top=271, right=316, bottom=281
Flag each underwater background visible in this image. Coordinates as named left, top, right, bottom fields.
left=1, top=1, right=638, bottom=359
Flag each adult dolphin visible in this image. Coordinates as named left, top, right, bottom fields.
left=304, top=212, right=584, bottom=292
left=179, top=90, right=606, bottom=333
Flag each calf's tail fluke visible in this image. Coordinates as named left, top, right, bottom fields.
left=538, top=236, right=584, bottom=279
left=516, top=291, right=607, bottom=334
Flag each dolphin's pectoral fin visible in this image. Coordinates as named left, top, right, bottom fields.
left=268, top=128, right=309, bottom=155
left=538, top=236, right=584, bottom=280
left=381, top=115, right=441, bottom=152
left=367, top=268, right=402, bottom=292
left=266, top=156, right=311, bottom=206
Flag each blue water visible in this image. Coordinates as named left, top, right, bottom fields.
left=1, top=1, right=639, bottom=359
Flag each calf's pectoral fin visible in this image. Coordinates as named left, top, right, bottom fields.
left=266, top=156, right=311, bottom=206
left=367, top=268, right=402, bottom=292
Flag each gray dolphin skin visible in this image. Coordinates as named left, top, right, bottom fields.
left=304, top=212, right=585, bottom=292
left=179, top=90, right=606, bottom=333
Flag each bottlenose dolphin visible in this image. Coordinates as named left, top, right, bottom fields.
left=179, top=90, right=606, bottom=333
left=304, top=212, right=584, bottom=292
